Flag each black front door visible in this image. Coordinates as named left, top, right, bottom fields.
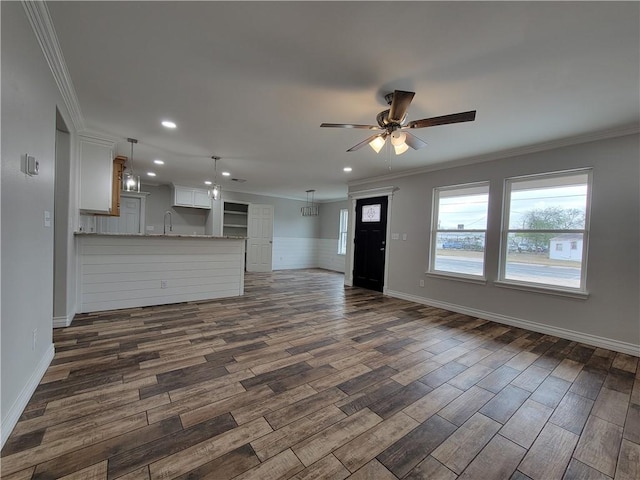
left=353, top=196, right=388, bottom=292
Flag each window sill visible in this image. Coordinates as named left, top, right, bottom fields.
left=494, top=280, right=589, bottom=299
left=426, top=271, right=487, bottom=285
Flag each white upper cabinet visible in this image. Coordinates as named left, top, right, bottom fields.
left=79, top=134, right=115, bottom=214
left=172, top=185, right=211, bottom=209
left=193, top=189, right=211, bottom=209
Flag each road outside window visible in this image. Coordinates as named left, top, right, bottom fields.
left=429, top=182, right=489, bottom=279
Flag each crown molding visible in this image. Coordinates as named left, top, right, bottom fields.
left=78, top=129, right=121, bottom=144
left=22, top=0, right=85, bottom=131
left=348, top=186, right=398, bottom=200
left=349, top=123, right=640, bottom=187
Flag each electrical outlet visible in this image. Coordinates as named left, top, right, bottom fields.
left=160, top=280, right=168, bottom=289
left=419, top=280, right=425, bottom=287
left=32, top=329, right=37, bottom=350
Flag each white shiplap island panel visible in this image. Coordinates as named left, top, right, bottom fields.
left=75, top=233, right=245, bottom=313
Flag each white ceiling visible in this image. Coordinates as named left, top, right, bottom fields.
left=47, top=1, right=639, bottom=201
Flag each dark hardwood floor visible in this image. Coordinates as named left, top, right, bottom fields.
left=2, top=269, right=638, bottom=479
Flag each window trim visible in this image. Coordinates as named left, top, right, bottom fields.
left=337, top=208, right=348, bottom=255
left=428, top=181, right=490, bottom=281
left=498, top=168, right=592, bottom=294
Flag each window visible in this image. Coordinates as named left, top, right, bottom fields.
left=338, top=208, right=348, bottom=255
left=362, top=204, right=381, bottom=222
left=429, top=182, right=489, bottom=279
left=499, top=169, right=591, bottom=292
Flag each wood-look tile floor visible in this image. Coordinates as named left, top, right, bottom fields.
left=2, top=269, right=639, bottom=480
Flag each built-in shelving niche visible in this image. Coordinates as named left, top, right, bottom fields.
left=223, top=201, right=249, bottom=237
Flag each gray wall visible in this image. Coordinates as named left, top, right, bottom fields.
left=1, top=2, right=78, bottom=444
left=222, top=190, right=321, bottom=238
left=143, top=187, right=324, bottom=238
left=143, top=184, right=209, bottom=235
left=350, top=133, right=640, bottom=349
left=319, top=200, right=348, bottom=239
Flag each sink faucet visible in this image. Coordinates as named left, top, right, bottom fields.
left=163, top=210, right=173, bottom=234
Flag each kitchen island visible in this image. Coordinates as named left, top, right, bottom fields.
left=75, top=233, right=246, bottom=313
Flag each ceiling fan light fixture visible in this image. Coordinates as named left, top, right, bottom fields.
left=369, top=136, right=386, bottom=153
left=390, top=130, right=407, bottom=147
left=320, top=89, right=476, bottom=160
left=394, top=142, right=409, bottom=155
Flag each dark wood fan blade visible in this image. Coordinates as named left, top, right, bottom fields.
left=347, top=132, right=387, bottom=152
left=404, top=131, right=428, bottom=150
left=320, top=123, right=382, bottom=130
left=388, top=90, right=415, bottom=123
left=406, top=110, right=476, bottom=129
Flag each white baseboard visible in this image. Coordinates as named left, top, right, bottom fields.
left=53, top=315, right=71, bottom=328
left=386, top=290, right=640, bottom=357
left=1, top=344, right=55, bottom=448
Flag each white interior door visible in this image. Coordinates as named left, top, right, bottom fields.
left=119, top=197, right=141, bottom=233
left=97, top=196, right=141, bottom=234
left=247, top=204, right=273, bottom=272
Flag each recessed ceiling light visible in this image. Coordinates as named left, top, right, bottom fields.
left=343, top=167, right=353, bottom=172
left=153, top=159, right=164, bottom=165
left=147, top=172, right=156, bottom=177
left=222, top=171, right=231, bottom=177
left=161, top=120, right=177, bottom=129
left=204, top=180, right=212, bottom=185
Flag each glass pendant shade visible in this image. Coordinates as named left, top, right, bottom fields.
left=208, top=156, right=221, bottom=200
left=123, top=172, right=140, bottom=192
left=394, top=142, right=409, bottom=155
left=369, top=136, right=386, bottom=153
left=209, top=184, right=221, bottom=200
left=124, top=137, right=141, bottom=192
left=390, top=130, right=407, bottom=146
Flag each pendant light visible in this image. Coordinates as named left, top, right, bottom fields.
left=301, top=189, right=319, bottom=216
left=123, top=138, right=141, bottom=192
left=208, top=156, right=221, bottom=200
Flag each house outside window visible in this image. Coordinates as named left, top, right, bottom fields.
left=499, top=169, right=591, bottom=292
left=429, top=182, right=489, bottom=279
left=338, top=208, right=348, bottom=255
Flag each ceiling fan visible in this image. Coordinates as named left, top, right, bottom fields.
left=320, top=90, right=476, bottom=155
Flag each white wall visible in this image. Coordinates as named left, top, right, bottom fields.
left=76, top=235, right=245, bottom=312
left=349, top=134, right=640, bottom=353
left=1, top=2, right=79, bottom=446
